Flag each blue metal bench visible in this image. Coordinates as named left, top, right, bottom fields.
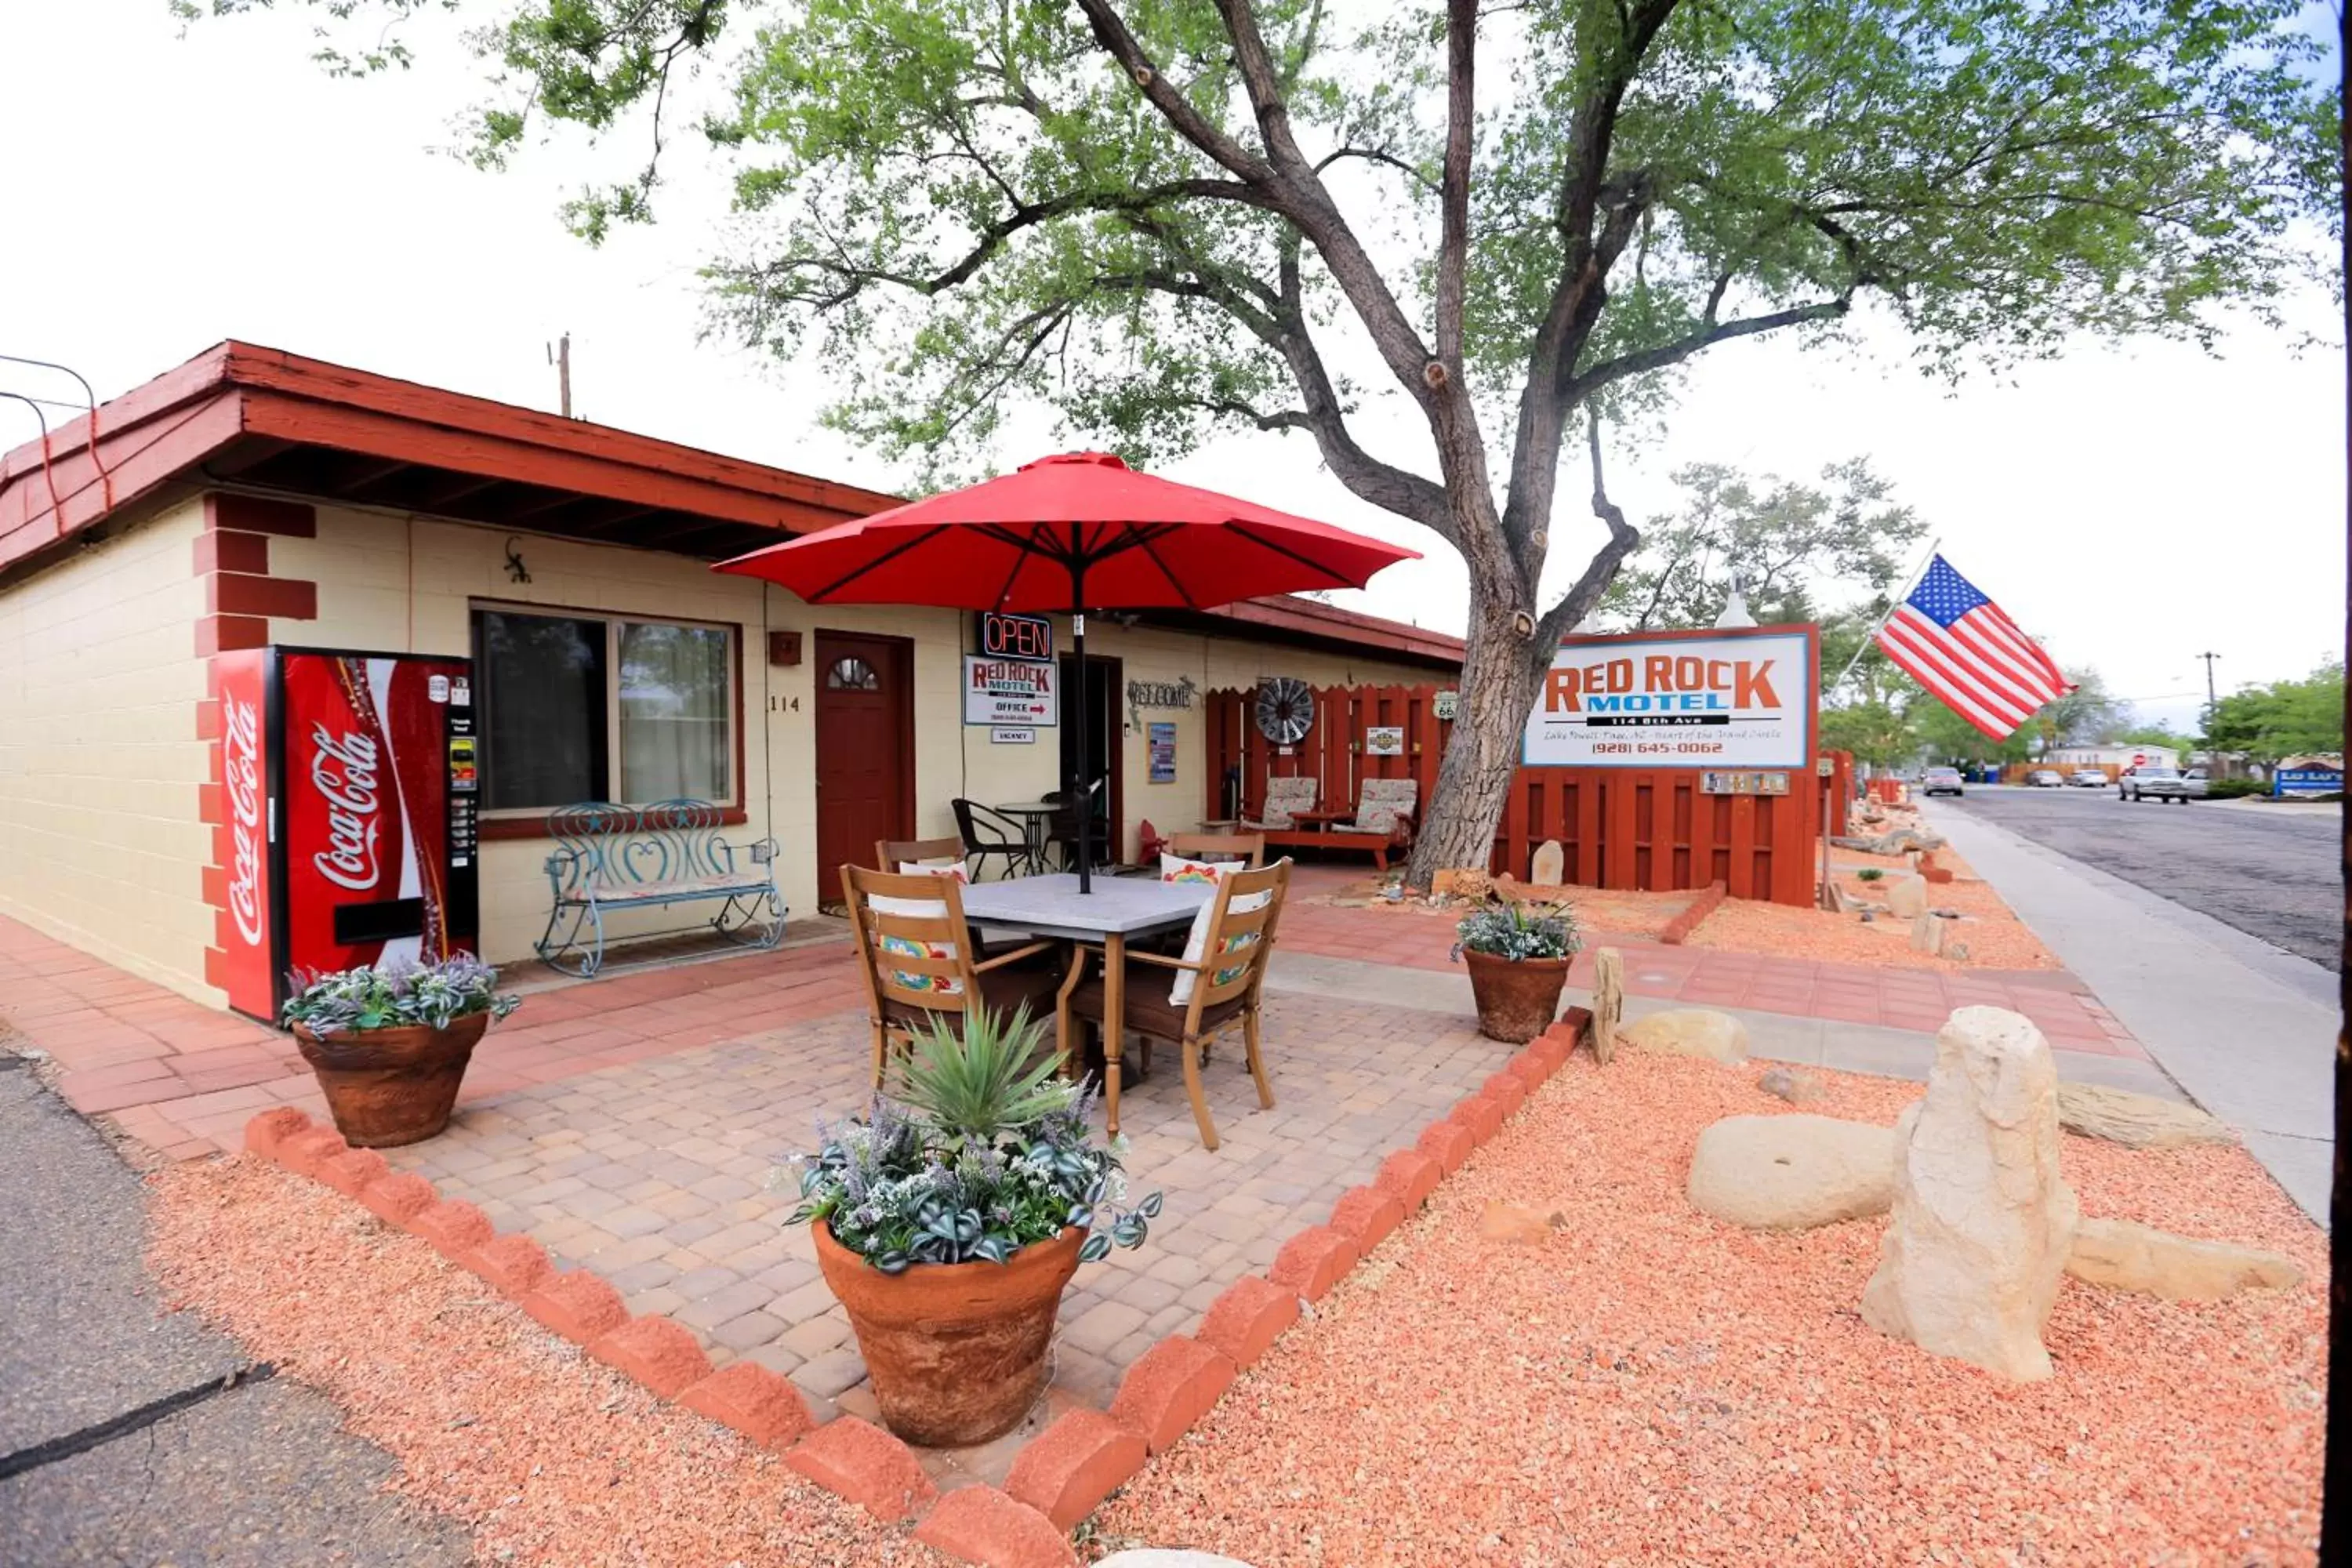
left=535, top=800, right=786, bottom=978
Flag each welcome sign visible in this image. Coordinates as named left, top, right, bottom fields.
left=1524, top=628, right=1813, bottom=768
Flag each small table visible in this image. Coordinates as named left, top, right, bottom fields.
left=991, top=800, right=1060, bottom=874
left=959, top=873, right=1212, bottom=1134
left=1287, top=808, right=1355, bottom=833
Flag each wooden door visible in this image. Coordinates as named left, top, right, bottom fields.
left=814, top=631, right=913, bottom=909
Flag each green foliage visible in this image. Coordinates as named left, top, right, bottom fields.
left=1855, top=867, right=1886, bottom=883
left=2204, top=777, right=2266, bottom=798
left=1603, top=460, right=1926, bottom=632
left=1911, top=695, right=2034, bottom=768
left=1452, top=899, right=1581, bottom=962
left=2203, top=661, right=2347, bottom=763
left=1821, top=699, right=1913, bottom=770
left=2101, top=721, right=2191, bottom=750
left=281, top=954, right=519, bottom=1036
left=784, top=1007, right=1162, bottom=1270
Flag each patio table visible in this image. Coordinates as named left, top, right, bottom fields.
left=959, top=872, right=1212, bottom=1134
left=992, top=800, right=1060, bottom=874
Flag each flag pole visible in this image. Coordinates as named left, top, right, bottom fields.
left=1829, top=535, right=1941, bottom=698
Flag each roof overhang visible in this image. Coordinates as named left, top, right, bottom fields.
left=0, top=340, right=906, bottom=578
left=1141, top=595, right=1463, bottom=670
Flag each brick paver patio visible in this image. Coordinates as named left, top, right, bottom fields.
left=380, top=992, right=1501, bottom=1486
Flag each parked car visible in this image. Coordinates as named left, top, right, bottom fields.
left=2026, top=769, right=2067, bottom=787
left=1922, top=766, right=1965, bottom=797
left=2067, top=768, right=2110, bottom=788
left=2118, top=766, right=2208, bottom=804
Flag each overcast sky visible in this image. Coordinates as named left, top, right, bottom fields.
left=2, top=0, right=2340, bottom=735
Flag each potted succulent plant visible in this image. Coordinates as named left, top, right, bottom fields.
left=783, top=1007, right=1160, bottom=1447
left=282, top=956, right=519, bottom=1148
left=1452, top=898, right=1583, bottom=1044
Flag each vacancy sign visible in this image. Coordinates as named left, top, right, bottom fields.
left=1524, top=629, right=1813, bottom=768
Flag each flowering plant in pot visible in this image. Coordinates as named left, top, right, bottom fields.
left=281, top=956, right=519, bottom=1148
left=783, top=1005, right=1160, bottom=1446
left=1451, top=899, right=1582, bottom=1043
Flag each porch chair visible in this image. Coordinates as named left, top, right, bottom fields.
left=1043, top=776, right=1109, bottom=872
left=875, top=835, right=967, bottom=873
left=1055, top=859, right=1290, bottom=1151
left=840, top=864, right=1062, bottom=1087
left=1164, top=830, right=1265, bottom=868
left=1332, top=778, right=1419, bottom=844
left=1238, top=775, right=1316, bottom=831
left=949, top=799, right=1035, bottom=880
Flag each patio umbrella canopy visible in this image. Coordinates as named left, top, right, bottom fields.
left=715, top=452, right=1420, bottom=891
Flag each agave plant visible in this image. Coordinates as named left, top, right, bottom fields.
left=782, top=1007, right=1162, bottom=1273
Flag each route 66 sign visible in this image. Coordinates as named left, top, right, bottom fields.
left=1432, top=688, right=1460, bottom=720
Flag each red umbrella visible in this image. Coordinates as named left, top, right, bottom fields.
left=714, top=452, right=1419, bottom=891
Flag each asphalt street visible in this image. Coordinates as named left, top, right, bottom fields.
left=0, top=1055, right=469, bottom=1566
left=1938, top=785, right=2341, bottom=969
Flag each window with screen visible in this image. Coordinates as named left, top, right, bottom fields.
left=472, top=607, right=735, bottom=813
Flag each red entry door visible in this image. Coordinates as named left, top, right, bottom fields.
left=814, top=631, right=913, bottom=909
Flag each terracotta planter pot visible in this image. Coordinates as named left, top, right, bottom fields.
left=815, top=1220, right=1084, bottom=1447
left=1461, top=949, right=1571, bottom=1044
left=292, top=1013, right=491, bottom=1148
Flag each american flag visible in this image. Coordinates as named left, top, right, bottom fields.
left=1875, top=555, right=2071, bottom=739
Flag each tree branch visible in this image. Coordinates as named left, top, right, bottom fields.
left=1535, top=416, right=1642, bottom=647
left=1312, top=146, right=1437, bottom=192
left=1434, top=0, right=1476, bottom=369
left=1564, top=292, right=1857, bottom=402
left=1068, top=0, right=1276, bottom=183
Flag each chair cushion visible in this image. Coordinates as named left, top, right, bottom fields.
left=880, top=950, right=1061, bottom=1029
left=1159, top=852, right=1226, bottom=886
left=1067, top=953, right=1249, bottom=1042
left=1168, top=867, right=1273, bottom=1008
left=1345, top=779, right=1419, bottom=838
left=1243, top=776, right=1316, bottom=830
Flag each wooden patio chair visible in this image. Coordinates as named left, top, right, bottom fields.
left=1055, top=859, right=1290, bottom=1151
left=875, top=835, right=966, bottom=872
left=840, top=864, right=1062, bottom=1087
left=1164, top=830, right=1265, bottom=868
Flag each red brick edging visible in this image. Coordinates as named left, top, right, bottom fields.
left=238, top=1008, right=1592, bottom=1567
left=1658, top=880, right=1728, bottom=945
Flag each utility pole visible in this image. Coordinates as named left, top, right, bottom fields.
left=547, top=333, right=572, bottom=419
left=2194, top=651, right=2221, bottom=719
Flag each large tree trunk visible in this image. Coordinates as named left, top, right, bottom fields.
left=1406, top=601, right=1552, bottom=887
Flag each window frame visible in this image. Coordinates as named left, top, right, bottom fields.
left=470, top=600, right=745, bottom=831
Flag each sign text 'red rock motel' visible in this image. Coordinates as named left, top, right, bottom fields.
left=1523, top=628, right=1814, bottom=769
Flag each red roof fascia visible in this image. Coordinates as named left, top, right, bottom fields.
left=1201, top=595, right=1464, bottom=666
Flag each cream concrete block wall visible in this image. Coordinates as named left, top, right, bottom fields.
left=0, top=495, right=216, bottom=996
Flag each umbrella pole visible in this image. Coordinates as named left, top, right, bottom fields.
left=1072, top=568, right=1091, bottom=894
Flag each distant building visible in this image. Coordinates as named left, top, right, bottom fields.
left=2048, top=743, right=2180, bottom=771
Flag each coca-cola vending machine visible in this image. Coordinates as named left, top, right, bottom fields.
left=212, top=645, right=481, bottom=1022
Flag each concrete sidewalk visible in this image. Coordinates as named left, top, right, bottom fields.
left=1924, top=800, right=2336, bottom=1225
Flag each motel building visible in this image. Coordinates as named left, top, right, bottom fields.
left=0, top=342, right=1460, bottom=1016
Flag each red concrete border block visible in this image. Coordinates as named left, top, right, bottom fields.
left=318, top=1147, right=390, bottom=1197
left=913, top=1484, right=1078, bottom=1568
left=274, top=1125, right=348, bottom=1178
left=358, top=1172, right=437, bottom=1225
left=1266, top=1225, right=1359, bottom=1305
left=521, top=1270, right=628, bottom=1345
left=678, top=1361, right=815, bottom=1450
left=1660, top=880, right=1728, bottom=945
left=242, top=1108, right=310, bottom=1159
left=1109, top=1335, right=1236, bottom=1454
left=783, top=1417, right=936, bottom=1521
left=1528, top=1030, right=1572, bottom=1074
left=1479, top=1071, right=1527, bottom=1118
left=1196, top=1275, right=1298, bottom=1370
left=406, top=1198, right=495, bottom=1255
left=1504, top=1049, right=1550, bottom=1091
left=1416, top=1119, right=1475, bottom=1174
left=462, top=1233, right=554, bottom=1298
left=1374, top=1149, right=1442, bottom=1212
left=1327, top=1184, right=1405, bottom=1254
left=1004, top=1406, right=1149, bottom=1531
left=1450, top=1093, right=1504, bottom=1145
left=587, top=1315, right=713, bottom=1399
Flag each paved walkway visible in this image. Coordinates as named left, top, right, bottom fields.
left=1926, top=800, right=2336, bottom=1225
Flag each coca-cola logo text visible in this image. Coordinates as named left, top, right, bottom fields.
left=223, top=696, right=266, bottom=947
left=309, top=723, right=383, bottom=893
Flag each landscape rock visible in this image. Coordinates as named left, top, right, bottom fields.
left=2064, top=1218, right=2302, bottom=1301
left=1687, top=1114, right=1896, bottom=1230
left=1591, top=948, right=1624, bottom=1065
left=1860, top=1006, right=2079, bottom=1381
left=1098, top=1552, right=1260, bottom=1568
left=1909, top=913, right=1944, bottom=956
left=1833, top=829, right=1946, bottom=857
left=1530, top=840, right=1565, bottom=887
left=1947, top=942, right=1971, bottom=961
left=1478, top=1200, right=1563, bottom=1246
left=1621, top=1008, right=1748, bottom=1065
left=1432, top=867, right=1493, bottom=901
left=1886, top=873, right=1930, bottom=920
left=1758, top=1066, right=1827, bottom=1104
left=2056, top=1083, right=2238, bottom=1149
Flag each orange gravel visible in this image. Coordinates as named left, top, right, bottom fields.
left=1098, top=1054, right=2325, bottom=1566
left=147, top=1158, right=952, bottom=1568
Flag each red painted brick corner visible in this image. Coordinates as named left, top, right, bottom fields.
left=678, top=1361, right=815, bottom=1450
left=1416, top=1119, right=1475, bottom=1174
left=318, top=1147, right=391, bottom=1197
left=1004, top=1406, right=1149, bottom=1531
left=405, top=1198, right=496, bottom=1255
left=1450, top=1092, right=1504, bottom=1145
left=1374, top=1148, right=1443, bottom=1212
left=783, top=1417, right=936, bottom=1521
left=1267, top=1225, right=1359, bottom=1305
left=912, top=1483, right=1079, bottom=1568
left=521, top=1270, right=629, bottom=1345
left=1478, top=1070, right=1528, bottom=1118
left=1196, top=1274, right=1298, bottom=1370
left=462, top=1233, right=555, bottom=1298
left=1109, top=1335, right=1236, bottom=1454
left=242, top=1108, right=311, bottom=1159
left=358, top=1172, right=437, bottom=1225
left=274, top=1125, right=350, bottom=1179
left=1327, top=1184, right=1405, bottom=1254
left=1504, top=1048, right=1551, bottom=1091
left=587, top=1314, right=713, bottom=1398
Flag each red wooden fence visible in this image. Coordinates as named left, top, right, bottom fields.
left=1204, top=684, right=1830, bottom=908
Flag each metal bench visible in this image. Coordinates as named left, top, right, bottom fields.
left=535, top=800, right=786, bottom=978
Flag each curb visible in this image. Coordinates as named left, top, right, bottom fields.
left=1658, top=879, right=1728, bottom=945
left=236, top=1011, right=1592, bottom=1566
